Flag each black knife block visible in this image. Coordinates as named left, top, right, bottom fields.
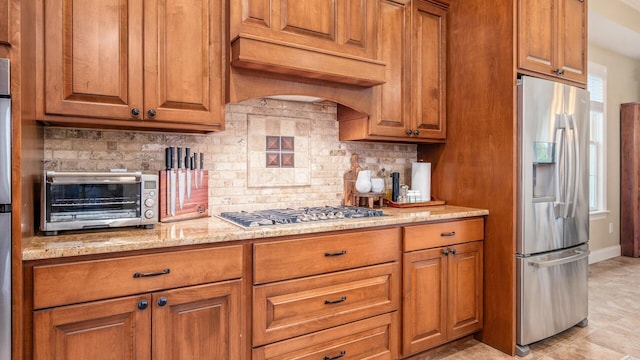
left=158, top=170, right=209, bottom=222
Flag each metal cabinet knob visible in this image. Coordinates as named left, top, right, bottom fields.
left=157, top=297, right=168, bottom=307
left=137, top=299, right=148, bottom=310
left=553, top=68, right=566, bottom=76
left=406, top=129, right=413, bottom=136
left=131, top=108, right=141, bottom=117
left=147, top=109, right=157, bottom=118
left=413, top=129, right=420, bottom=136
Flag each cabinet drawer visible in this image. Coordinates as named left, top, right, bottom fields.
left=33, top=245, right=243, bottom=309
left=252, top=312, right=398, bottom=360
left=403, top=218, right=484, bottom=251
left=254, top=228, right=401, bottom=284
left=253, top=262, right=399, bottom=346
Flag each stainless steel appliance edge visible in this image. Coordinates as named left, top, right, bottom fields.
left=0, top=57, right=12, bottom=360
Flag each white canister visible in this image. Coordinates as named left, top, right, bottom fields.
left=411, top=162, right=431, bottom=202
left=355, top=170, right=372, bottom=193
left=370, top=178, right=385, bottom=193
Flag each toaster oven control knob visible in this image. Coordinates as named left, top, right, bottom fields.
left=145, top=198, right=155, bottom=207
left=144, top=210, right=154, bottom=219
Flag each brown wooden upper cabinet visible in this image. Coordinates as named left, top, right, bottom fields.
left=517, top=0, right=587, bottom=85
left=37, top=0, right=226, bottom=132
left=338, top=0, right=448, bottom=143
left=0, top=0, right=8, bottom=45
left=229, top=0, right=386, bottom=86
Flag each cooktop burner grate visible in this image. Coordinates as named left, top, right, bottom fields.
left=219, top=206, right=385, bottom=228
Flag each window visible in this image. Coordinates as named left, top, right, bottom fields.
left=587, top=62, right=607, bottom=214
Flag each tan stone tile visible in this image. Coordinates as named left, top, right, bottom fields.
left=543, top=338, right=626, bottom=360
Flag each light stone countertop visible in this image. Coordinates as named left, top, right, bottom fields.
left=22, top=205, right=489, bottom=261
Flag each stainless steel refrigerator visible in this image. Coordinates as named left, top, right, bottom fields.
left=0, top=58, right=11, bottom=360
left=516, top=75, right=590, bottom=356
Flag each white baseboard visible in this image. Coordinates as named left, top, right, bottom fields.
left=589, top=244, right=621, bottom=264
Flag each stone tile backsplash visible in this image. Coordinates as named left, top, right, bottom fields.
left=44, top=98, right=417, bottom=214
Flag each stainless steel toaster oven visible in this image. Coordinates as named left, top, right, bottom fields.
left=41, top=171, right=158, bottom=235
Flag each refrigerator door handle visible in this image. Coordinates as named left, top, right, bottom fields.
left=567, top=114, right=580, bottom=218
left=553, top=123, right=566, bottom=218
left=527, top=250, right=590, bottom=268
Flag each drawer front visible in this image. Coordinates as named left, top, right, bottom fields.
left=252, top=312, right=398, bottom=360
left=253, top=262, right=399, bottom=346
left=254, top=228, right=401, bottom=284
left=403, top=218, right=484, bottom=251
left=33, top=245, right=243, bottom=309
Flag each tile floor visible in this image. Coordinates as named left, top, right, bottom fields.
left=408, top=256, right=640, bottom=359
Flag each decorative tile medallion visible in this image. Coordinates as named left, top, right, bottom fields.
left=248, top=115, right=311, bottom=187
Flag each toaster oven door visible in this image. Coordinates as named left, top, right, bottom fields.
left=45, top=182, right=142, bottom=223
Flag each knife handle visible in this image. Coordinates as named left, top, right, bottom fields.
left=177, top=147, right=182, bottom=169
left=200, top=152, right=204, bottom=170
left=169, top=147, right=174, bottom=169
left=190, top=156, right=195, bottom=170
left=193, top=153, right=198, bottom=170
left=185, top=148, right=190, bottom=167
left=165, top=148, right=171, bottom=170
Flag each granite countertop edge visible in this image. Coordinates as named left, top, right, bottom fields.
left=22, top=205, right=489, bottom=261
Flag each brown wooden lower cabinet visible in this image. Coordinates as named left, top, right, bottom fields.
left=402, top=220, right=484, bottom=357
left=28, top=218, right=486, bottom=359
left=402, top=241, right=483, bottom=355
left=33, top=280, right=242, bottom=360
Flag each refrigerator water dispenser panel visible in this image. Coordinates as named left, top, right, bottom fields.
left=532, top=142, right=556, bottom=201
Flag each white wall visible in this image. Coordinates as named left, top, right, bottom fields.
left=587, top=43, right=640, bottom=262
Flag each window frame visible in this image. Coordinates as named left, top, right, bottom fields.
left=587, top=61, right=608, bottom=217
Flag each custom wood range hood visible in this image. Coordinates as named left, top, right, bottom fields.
left=228, top=0, right=384, bottom=119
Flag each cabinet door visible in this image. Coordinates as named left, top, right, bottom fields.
left=0, top=0, right=8, bottom=45
left=152, top=280, right=242, bottom=360
left=143, top=0, right=225, bottom=127
left=33, top=295, right=151, bottom=360
left=368, top=0, right=412, bottom=138
left=447, top=241, right=483, bottom=339
left=412, top=0, right=447, bottom=140
left=402, top=247, right=447, bottom=356
left=517, top=0, right=556, bottom=76
left=557, top=0, right=587, bottom=83
left=43, top=0, right=144, bottom=120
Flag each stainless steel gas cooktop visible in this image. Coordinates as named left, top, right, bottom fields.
left=219, top=206, right=385, bottom=228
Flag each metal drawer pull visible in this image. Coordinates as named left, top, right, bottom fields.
left=324, top=250, right=347, bottom=257
left=324, top=296, right=347, bottom=305
left=440, top=231, right=456, bottom=237
left=133, top=268, right=171, bottom=278
left=324, top=351, right=346, bottom=360
left=528, top=251, right=590, bottom=268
